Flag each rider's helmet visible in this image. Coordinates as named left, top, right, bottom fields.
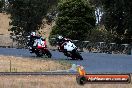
left=58, top=35, right=63, bottom=40
left=30, top=32, right=36, bottom=36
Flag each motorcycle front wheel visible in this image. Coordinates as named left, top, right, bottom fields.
left=35, top=50, right=43, bottom=57
left=72, top=50, right=83, bottom=60
left=45, top=49, right=52, bottom=58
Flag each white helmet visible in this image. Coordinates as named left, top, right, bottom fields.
left=31, top=32, right=36, bottom=36
left=58, top=35, right=63, bottom=39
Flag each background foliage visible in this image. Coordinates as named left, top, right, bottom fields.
left=50, top=0, right=96, bottom=40
left=101, top=0, right=132, bottom=44
left=1, top=0, right=131, bottom=46
left=8, top=0, right=57, bottom=36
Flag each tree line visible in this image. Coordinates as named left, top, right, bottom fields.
left=0, top=0, right=131, bottom=45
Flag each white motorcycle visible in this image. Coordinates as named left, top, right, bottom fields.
left=58, top=40, right=83, bottom=60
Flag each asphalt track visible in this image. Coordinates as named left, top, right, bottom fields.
left=0, top=48, right=132, bottom=73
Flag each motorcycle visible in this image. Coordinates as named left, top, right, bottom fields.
left=58, top=40, right=83, bottom=60
left=27, top=36, right=52, bottom=58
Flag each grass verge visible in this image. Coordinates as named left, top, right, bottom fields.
left=0, top=55, right=71, bottom=72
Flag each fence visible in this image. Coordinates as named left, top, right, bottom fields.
left=0, top=34, right=18, bottom=48
left=49, top=38, right=132, bottom=55
left=0, top=35, right=131, bottom=55
left=72, top=40, right=132, bottom=55
left=0, top=34, right=13, bottom=48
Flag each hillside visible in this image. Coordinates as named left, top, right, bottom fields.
left=0, top=13, right=11, bottom=35
left=39, top=20, right=54, bottom=47
left=0, top=13, right=53, bottom=47
left=0, top=13, right=12, bottom=47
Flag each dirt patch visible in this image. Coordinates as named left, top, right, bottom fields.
left=39, top=19, right=55, bottom=47
left=0, top=13, right=11, bottom=35
left=0, top=55, right=71, bottom=72
left=0, top=13, right=12, bottom=47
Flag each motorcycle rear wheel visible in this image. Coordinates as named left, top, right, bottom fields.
left=35, top=50, right=43, bottom=57
left=45, top=50, right=52, bottom=58
left=72, top=50, right=83, bottom=60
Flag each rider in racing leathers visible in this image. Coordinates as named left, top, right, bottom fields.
left=57, top=35, right=72, bottom=56
left=28, top=32, right=46, bottom=53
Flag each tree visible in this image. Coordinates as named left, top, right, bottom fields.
left=102, top=0, right=132, bottom=43
left=7, top=0, right=57, bottom=47
left=0, top=0, right=4, bottom=12
left=89, top=0, right=104, bottom=25
left=50, top=0, right=96, bottom=40
left=8, top=0, right=48, bottom=35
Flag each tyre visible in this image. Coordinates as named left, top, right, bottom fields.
left=35, top=50, right=43, bottom=57
left=73, top=50, right=83, bottom=60
left=77, top=53, right=83, bottom=60
left=45, top=49, right=52, bottom=58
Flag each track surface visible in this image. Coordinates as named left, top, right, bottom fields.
left=0, top=48, right=132, bottom=73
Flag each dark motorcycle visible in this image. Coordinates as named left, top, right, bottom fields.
left=27, top=36, right=52, bottom=58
